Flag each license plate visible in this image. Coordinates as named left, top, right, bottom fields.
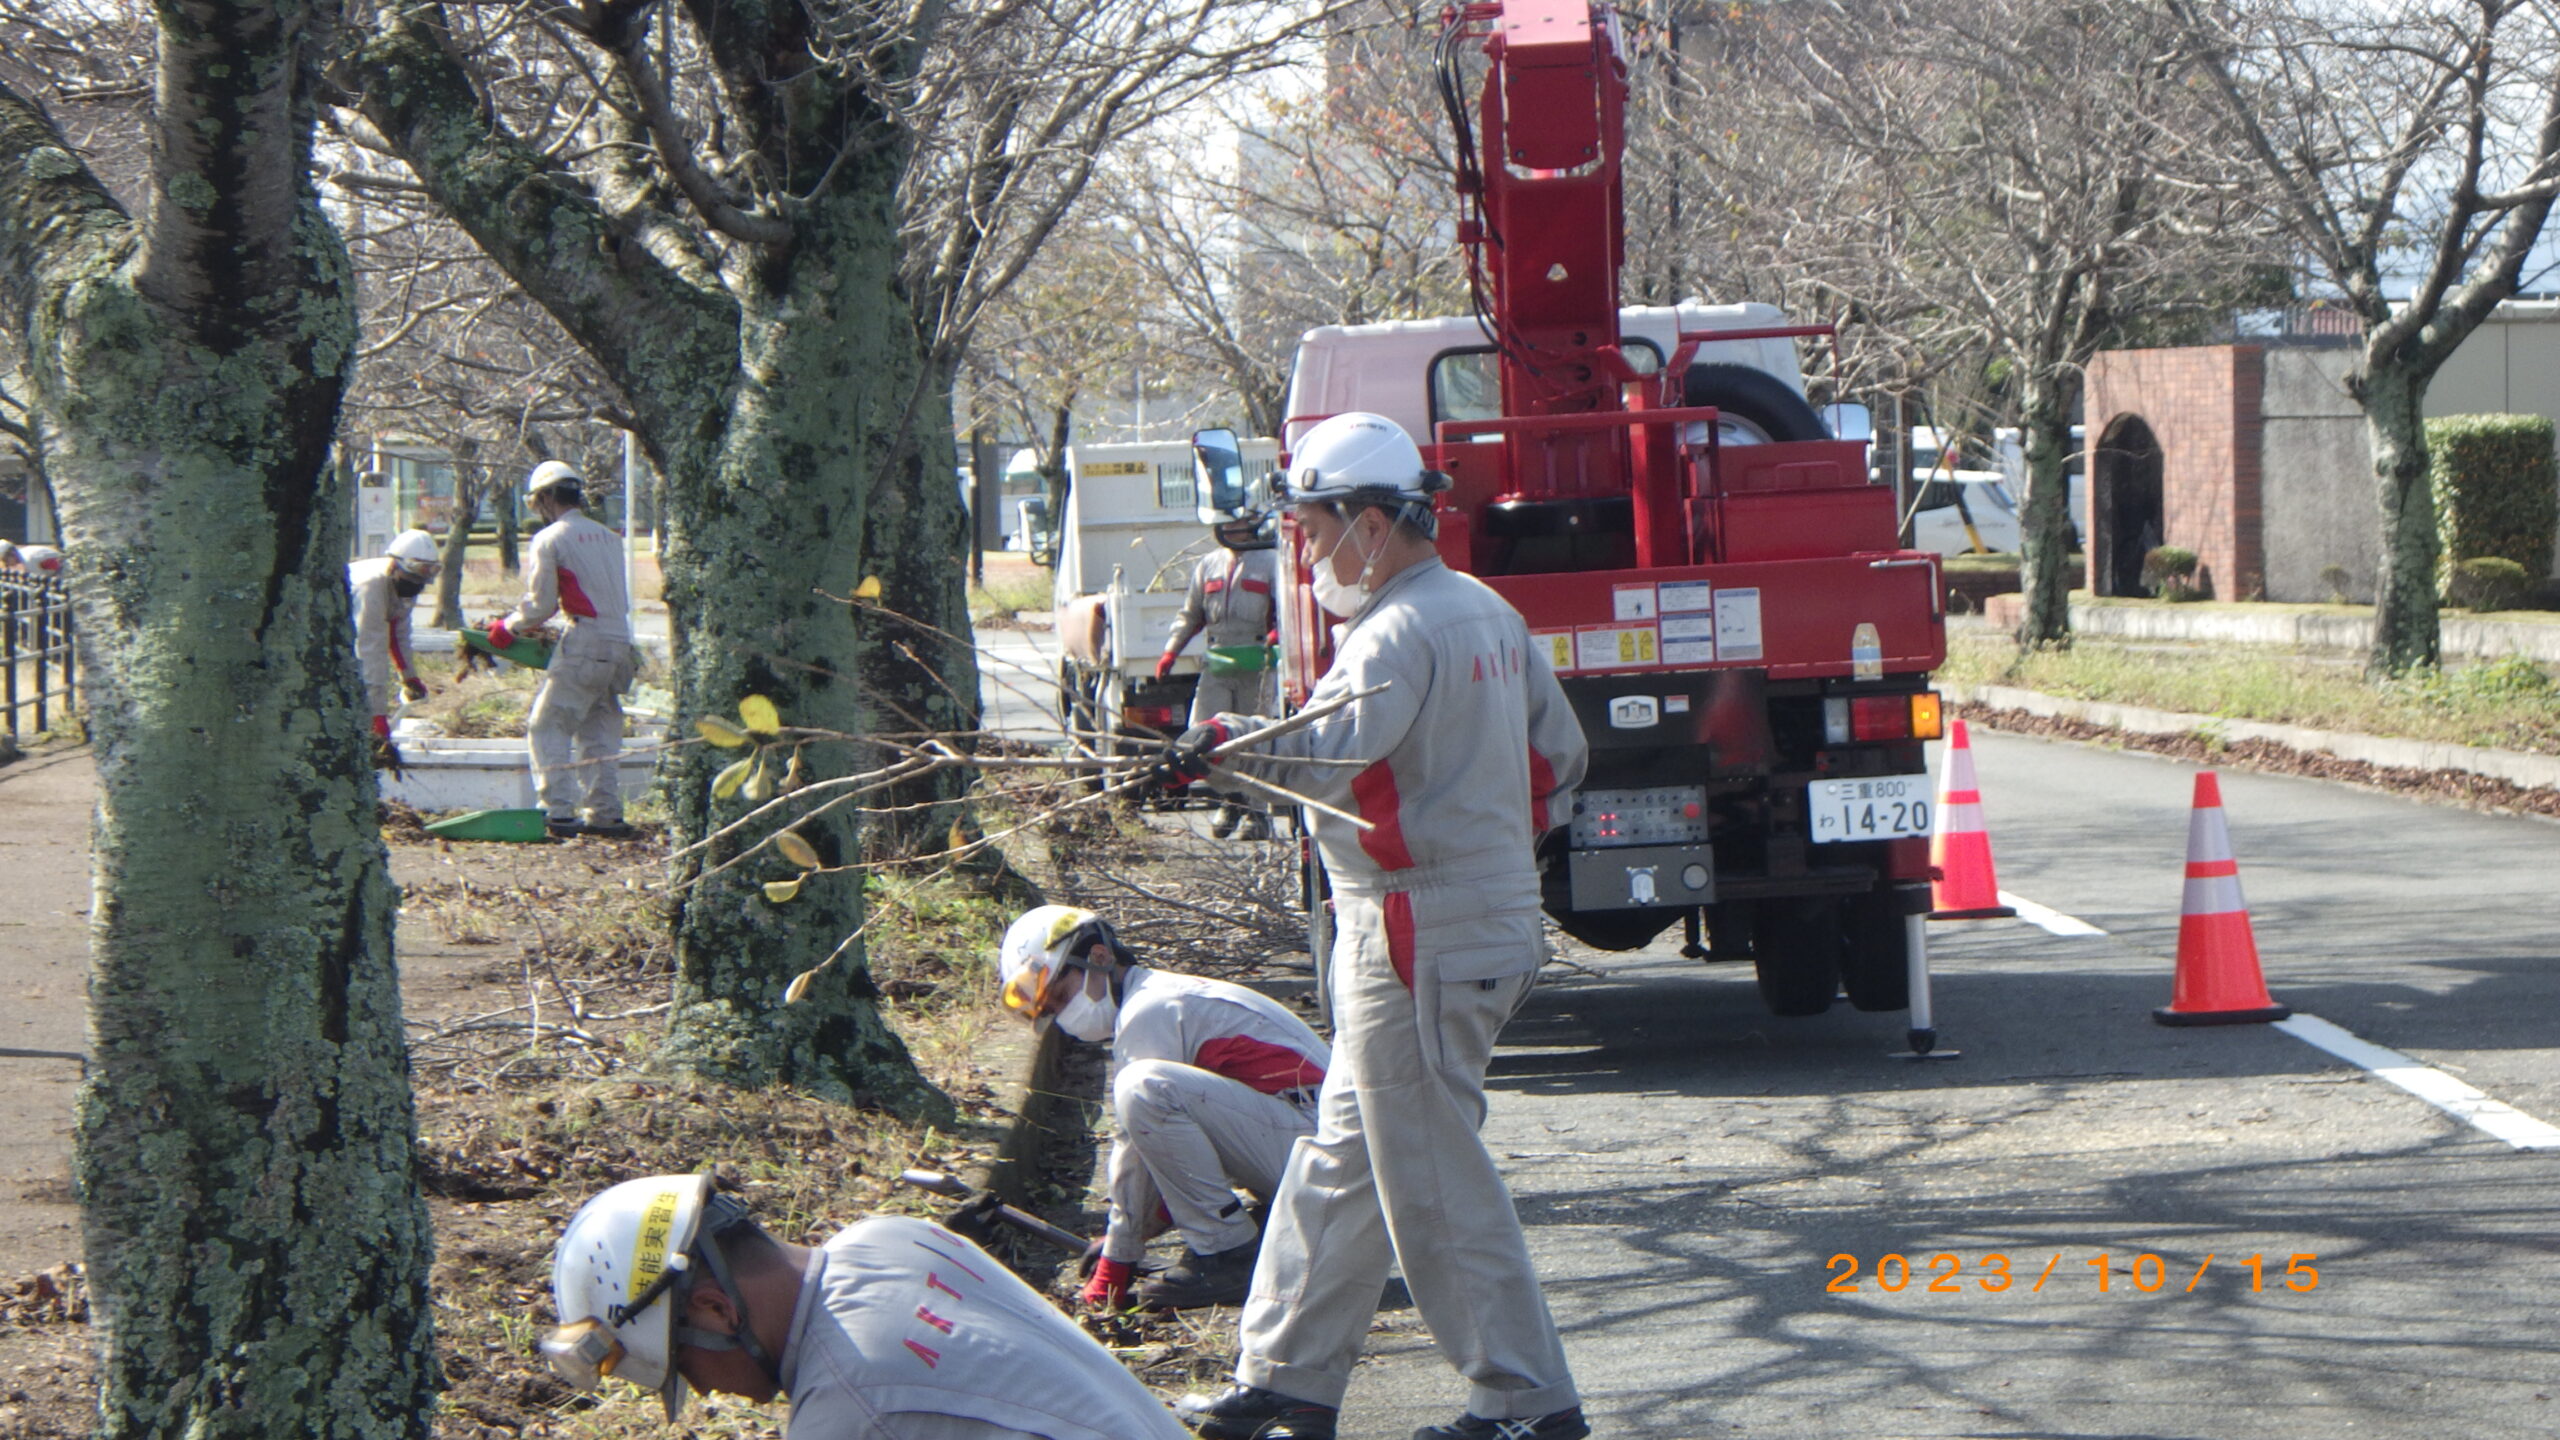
left=1808, top=776, right=1933, bottom=843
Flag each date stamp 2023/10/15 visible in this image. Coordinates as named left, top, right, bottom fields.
left=1827, top=1252, right=2321, bottom=1296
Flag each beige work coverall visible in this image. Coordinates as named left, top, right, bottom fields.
left=347, top=555, right=421, bottom=722
left=506, top=511, right=635, bottom=823
left=1168, top=546, right=1279, bottom=724
left=1211, top=557, right=1590, bottom=1421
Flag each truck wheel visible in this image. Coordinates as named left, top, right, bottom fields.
left=1839, top=890, right=1912, bottom=1012
left=1682, top=363, right=1831, bottom=446
left=1753, top=898, right=1842, bottom=1017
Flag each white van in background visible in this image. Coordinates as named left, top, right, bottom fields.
left=1904, top=426, right=2084, bottom=556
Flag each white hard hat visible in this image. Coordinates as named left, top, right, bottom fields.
left=997, top=905, right=1114, bottom=1027
left=385, top=529, right=441, bottom=567
left=1284, top=414, right=1449, bottom=537
left=526, top=459, right=584, bottom=499
left=544, top=1174, right=713, bottom=1419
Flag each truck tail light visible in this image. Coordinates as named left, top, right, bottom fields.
left=1850, top=695, right=1908, bottom=740
left=1823, top=691, right=1943, bottom=743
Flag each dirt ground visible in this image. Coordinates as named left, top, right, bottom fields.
left=0, top=766, right=1301, bottom=1439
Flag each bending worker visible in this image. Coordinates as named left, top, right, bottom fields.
left=1166, top=413, right=1592, bottom=1440
left=486, top=460, right=635, bottom=839
left=997, top=904, right=1328, bottom=1311
left=347, top=529, right=441, bottom=742
left=1155, top=513, right=1279, bottom=839
left=544, top=1172, right=1190, bottom=1439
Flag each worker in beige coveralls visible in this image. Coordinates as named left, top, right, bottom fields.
left=1165, top=413, right=1593, bottom=1440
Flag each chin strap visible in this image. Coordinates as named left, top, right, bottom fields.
left=673, top=1227, right=785, bottom=1393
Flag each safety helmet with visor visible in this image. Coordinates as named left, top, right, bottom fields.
left=1282, top=412, right=1450, bottom=540
left=996, top=905, right=1127, bottom=1032
left=541, top=1173, right=784, bottom=1419
left=385, top=528, right=442, bottom=579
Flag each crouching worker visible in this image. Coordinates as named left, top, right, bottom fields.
left=544, top=1173, right=1190, bottom=1439
left=998, top=905, right=1329, bottom=1311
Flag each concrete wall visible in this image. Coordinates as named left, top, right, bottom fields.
left=2083, top=346, right=2264, bottom=599
left=2427, top=301, right=2560, bottom=583
left=2260, top=348, right=2378, bottom=602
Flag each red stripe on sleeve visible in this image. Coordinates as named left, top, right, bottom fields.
left=1527, top=745, right=1557, bottom=839
left=557, top=565, right=599, bottom=619
left=1351, top=761, right=1415, bottom=870
left=1193, top=1035, right=1327, bottom=1094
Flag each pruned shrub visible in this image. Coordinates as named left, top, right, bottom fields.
left=2446, top=556, right=2533, bottom=612
left=2141, top=545, right=2202, bottom=600
left=2429, top=414, right=2558, bottom=590
left=2320, top=562, right=2352, bottom=605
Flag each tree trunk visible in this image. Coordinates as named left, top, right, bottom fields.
left=2015, top=371, right=2079, bottom=647
left=431, top=476, right=481, bottom=630
left=651, top=199, right=969, bottom=1117
left=2, top=26, right=439, bottom=1440
left=496, top=479, right=520, bottom=573
left=2359, top=361, right=2441, bottom=674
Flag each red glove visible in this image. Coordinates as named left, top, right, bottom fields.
left=371, top=714, right=390, bottom=739
left=485, top=619, right=514, bottom=650
left=1081, top=1256, right=1134, bottom=1310
left=1154, top=651, right=1178, bottom=680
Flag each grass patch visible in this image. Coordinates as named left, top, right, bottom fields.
left=1942, top=632, right=2560, bottom=754
left=969, top=567, right=1053, bottom=624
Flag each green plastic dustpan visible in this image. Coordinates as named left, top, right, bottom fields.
left=423, top=808, right=550, bottom=842
left=460, top=625, right=554, bottom=670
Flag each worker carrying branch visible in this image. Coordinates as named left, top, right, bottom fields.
left=1167, top=413, right=1594, bottom=1440
left=996, top=904, right=1329, bottom=1311
left=543, top=1173, right=1191, bottom=1438
left=487, top=460, right=635, bottom=839
left=347, top=528, right=440, bottom=756
left=1158, top=514, right=1280, bottom=839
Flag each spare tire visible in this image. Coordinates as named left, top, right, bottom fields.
left=1682, top=362, right=1830, bottom=445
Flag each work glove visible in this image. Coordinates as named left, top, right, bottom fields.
left=1148, top=720, right=1229, bottom=790
left=401, top=675, right=429, bottom=702
left=1153, top=651, right=1179, bottom=680
left=1080, top=1256, right=1134, bottom=1311
left=371, top=714, right=391, bottom=740
left=484, top=618, right=514, bottom=651
left=941, top=1191, right=1008, bottom=1249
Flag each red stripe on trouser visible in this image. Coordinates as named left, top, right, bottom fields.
left=1385, top=891, right=1416, bottom=992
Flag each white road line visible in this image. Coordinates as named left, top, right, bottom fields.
left=2276, top=1013, right=2560, bottom=1151
left=1993, top=890, right=2108, bottom=936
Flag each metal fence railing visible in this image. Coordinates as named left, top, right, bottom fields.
left=2, top=572, right=76, bottom=742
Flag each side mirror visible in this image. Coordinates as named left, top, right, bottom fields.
left=1192, top=427, right=1250, bottom=523
left=1823, top=403, right=1873, bottom=442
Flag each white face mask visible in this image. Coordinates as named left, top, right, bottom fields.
left=1052, top=982, right=1120, bottom=1042
left=1308, top=517, right=1387, bottom=619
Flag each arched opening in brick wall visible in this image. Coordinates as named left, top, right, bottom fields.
left=2093, top=414, right=2164, bottom=597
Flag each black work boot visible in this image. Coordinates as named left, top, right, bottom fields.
left=1177, top=1384, right=1338, bottom=1440
left=544, top=816, right=584, bottom=840
left=1138, top=1241, right=1258, bottom=1309
left=1413, top=1408, right=1591, bottom=1440
left=1210, top=802, right=1241, bottom=839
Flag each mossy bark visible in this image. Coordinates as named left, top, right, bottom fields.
left=2358, top=362, right=2442, bottom=675
left=353, top=10, right=970, bottom=1114
left=1, top=10, right=437, bottom=1436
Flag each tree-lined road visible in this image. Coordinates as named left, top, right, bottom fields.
left=1328, top=731, right=2560, bottom=1439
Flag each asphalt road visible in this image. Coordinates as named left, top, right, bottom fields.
left=1314, top=730, right=2560, bottom=1440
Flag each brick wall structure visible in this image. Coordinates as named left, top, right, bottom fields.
left=2083, top=346, right=2266, bottom=600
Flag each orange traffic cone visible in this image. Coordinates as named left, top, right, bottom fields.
left=2154, top=770, right=2289, bottom=1026
left=1930, top=719, right=2015, bottom=920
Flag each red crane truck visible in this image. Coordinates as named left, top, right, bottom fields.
left=1202, top=0, right=1951, bottom=1049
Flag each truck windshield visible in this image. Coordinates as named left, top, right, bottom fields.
left=1429, top=342, right=1663, bottom=428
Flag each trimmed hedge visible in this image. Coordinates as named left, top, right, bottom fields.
left=2429, top=414, right=2557, bottom=590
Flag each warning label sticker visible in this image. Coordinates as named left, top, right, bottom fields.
left=1715, top=588, right=1763, bottom=661
left=1576, top=625, right=1660, bottom=670
left=1659, top=580, right=1714, bottom=614
left=1532, top=629, right=1575, bottom=673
